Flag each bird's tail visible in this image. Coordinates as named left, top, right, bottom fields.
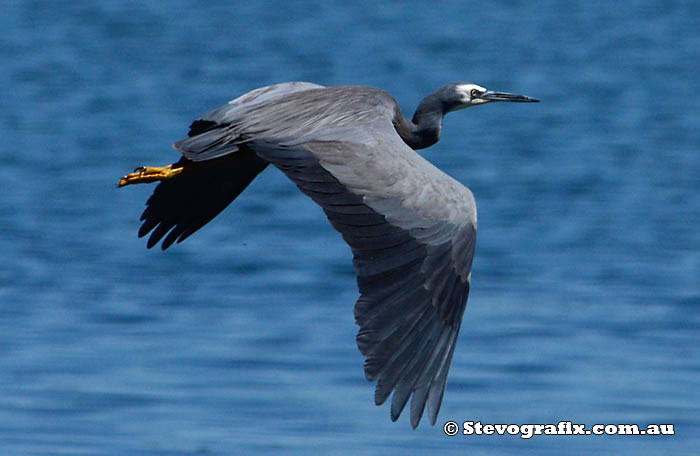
left=118, top=148, right=269, bottom=249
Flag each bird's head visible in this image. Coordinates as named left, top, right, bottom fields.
left=446, top=82, right=539, bottom=111
left=409, top=82, right=540, bottom=149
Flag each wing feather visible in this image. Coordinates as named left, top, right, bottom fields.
left=137, top=152, right=268, bottom=249
left=250, top=132, right=477, bottom=428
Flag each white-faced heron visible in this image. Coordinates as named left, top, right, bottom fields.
left=119, top=81, right=539, bottom=428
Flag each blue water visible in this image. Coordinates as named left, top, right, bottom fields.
left=1, top=1, right=699, bottom=454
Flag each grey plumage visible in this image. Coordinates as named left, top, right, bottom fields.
left=120, top=81, right=538, bottom=428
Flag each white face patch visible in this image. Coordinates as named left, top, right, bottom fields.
left=455, top=83, right=488, bottom=105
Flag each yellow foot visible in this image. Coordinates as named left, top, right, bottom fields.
left=118, top=164, right=184, bottom=187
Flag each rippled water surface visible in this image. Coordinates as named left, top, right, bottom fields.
left=1, top=1, right=699, bottom=454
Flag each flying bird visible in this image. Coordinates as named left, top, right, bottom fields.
left=118, top=81, right=538, bottom=428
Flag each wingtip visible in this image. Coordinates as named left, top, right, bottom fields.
left=146, top=234, right=159, bottom=249
left=410, top=416, right=420, bottom=430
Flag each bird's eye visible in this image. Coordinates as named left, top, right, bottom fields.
left=470, top=89, right=480, bottom=98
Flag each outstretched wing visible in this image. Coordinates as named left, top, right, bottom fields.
left=249, top=121, right=477, bottom=428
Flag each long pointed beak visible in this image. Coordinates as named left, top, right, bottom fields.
left=481, top=90, right=539, bottom=103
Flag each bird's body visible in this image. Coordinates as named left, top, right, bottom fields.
left=119, top=81, right=537, bottom=428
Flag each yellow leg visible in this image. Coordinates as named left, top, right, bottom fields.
left=118, top=164, right=184, bottom=187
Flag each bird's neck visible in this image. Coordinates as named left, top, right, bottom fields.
left=393, top=95, right=443, bottom=150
